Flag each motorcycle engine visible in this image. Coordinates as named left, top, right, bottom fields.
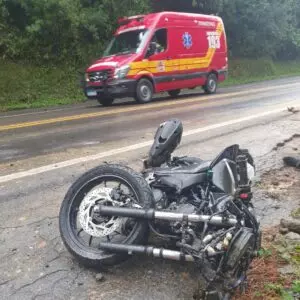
left=168, top=202, right=196, bottom=214
left=152, top=188, right=168, bottom=209
left=152, top=188, right=198, bottom=237
left=168, top=202, right=197, bottom=237
left=153, top=188, right=196, bottom=214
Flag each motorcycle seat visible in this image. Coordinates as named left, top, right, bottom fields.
left=154, top=160, right=211, bottom=175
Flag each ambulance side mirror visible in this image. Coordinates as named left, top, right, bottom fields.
left=146, top=42, right=157, bottom=58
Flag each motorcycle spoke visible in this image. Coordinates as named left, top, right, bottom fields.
left=89, top=235, right=93, bottom=246
left=77, top=228, right=83, bottom=236
left=106, top=231, right=121, bottom=241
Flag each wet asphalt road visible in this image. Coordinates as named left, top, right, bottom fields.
left=0, top=77, right=300, bottom=300
left=1, top=77, right=300, bottom=166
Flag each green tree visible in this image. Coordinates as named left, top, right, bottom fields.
left=151, top=0, right=222, bottom=13
left=221, top=0, right=299, bottom=59
left=0, top=0, right=149, bottom=64
left=1, top=0, right=300, bottom=63
left=151, top=0, right=300, bottom=59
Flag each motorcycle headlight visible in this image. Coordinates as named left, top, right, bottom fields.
left=114, top=65, right=130, bottom=79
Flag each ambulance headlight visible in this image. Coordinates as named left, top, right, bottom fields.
left=114, top=65, right=130, bottom=79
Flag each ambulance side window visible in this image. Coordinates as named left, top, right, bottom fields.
left=147, top=28, right=168, bottom=57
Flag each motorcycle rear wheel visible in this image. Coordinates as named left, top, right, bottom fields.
left=59, top=164, right=154, bottom=268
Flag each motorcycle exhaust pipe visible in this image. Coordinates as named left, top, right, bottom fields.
left=99, top=206, right=239, bottom=226
left=99, top=242, right=195, bottom=262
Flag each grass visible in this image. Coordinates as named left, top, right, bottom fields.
left=291, top=208, right=300, bottom=219
left=233, top=227, right=300, bottom=300
left=0, top=60, right=83, bottom=111
left=263, top=281, right=300, bottom=300
left=1, top=58, right=300, bottom=111
left=258, top=247, right=273, bottom=258
left=264, top=283, right=296, bottom=300
left=221, top=58, right=300, bottom=86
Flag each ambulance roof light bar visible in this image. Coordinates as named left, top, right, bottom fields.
left=118, top=15, right=145, bottom=26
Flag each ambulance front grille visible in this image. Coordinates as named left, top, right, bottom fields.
left=89, top=69, right=113, bottom=82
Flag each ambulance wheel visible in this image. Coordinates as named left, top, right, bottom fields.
left=135, top=78, right=154, bottom=104
left=168, top=89, right=181, bottom=98
left=97, top=96, right=114, bottom=106
left=203, top=73, right=218, bottom=94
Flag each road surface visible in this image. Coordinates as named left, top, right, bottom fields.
left=0, top=77, right=300, bottom=300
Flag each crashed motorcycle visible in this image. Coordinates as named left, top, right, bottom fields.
left=59, top=119, right=261, bottom=299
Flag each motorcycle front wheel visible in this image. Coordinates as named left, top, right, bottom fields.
left=59, top=164, right=154, bottom=268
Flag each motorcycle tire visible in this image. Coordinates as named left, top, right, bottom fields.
left=59, top=164, right=154, bottom=269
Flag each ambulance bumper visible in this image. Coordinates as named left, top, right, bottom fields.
left=84, top=79, right=136, bottom=99
left=218, top=69, right=228, bottom=80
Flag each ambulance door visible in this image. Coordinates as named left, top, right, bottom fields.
left=170, top=26, right=208, bottom=89
left=145, top=28, right=175, bottom=92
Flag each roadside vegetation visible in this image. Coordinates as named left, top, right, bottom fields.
left=234, top=228, right=300, bottom=300
left=236, top=160, right=300, bottom=300
left=1, top=58, right=300, bottom=112
left=1, top=0, right=300, bottom=111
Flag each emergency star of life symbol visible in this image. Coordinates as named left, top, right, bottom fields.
left=182, top=32, right=192, bottom=49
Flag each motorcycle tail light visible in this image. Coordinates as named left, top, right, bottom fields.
left=240, top=193, right=249, bottom=200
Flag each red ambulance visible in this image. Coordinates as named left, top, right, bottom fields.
left=84, top=12, right=228, bottom=106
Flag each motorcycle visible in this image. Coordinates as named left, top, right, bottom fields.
left=59, top=119, right=261, bottom=299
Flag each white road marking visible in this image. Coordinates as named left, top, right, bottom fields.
left=0, top=104, right=298, bottom=184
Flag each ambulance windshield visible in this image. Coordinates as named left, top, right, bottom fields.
left=103, top=29, right=149, bottom=57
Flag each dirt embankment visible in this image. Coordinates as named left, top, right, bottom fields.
left=235, top=135, right=300, bottom=300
